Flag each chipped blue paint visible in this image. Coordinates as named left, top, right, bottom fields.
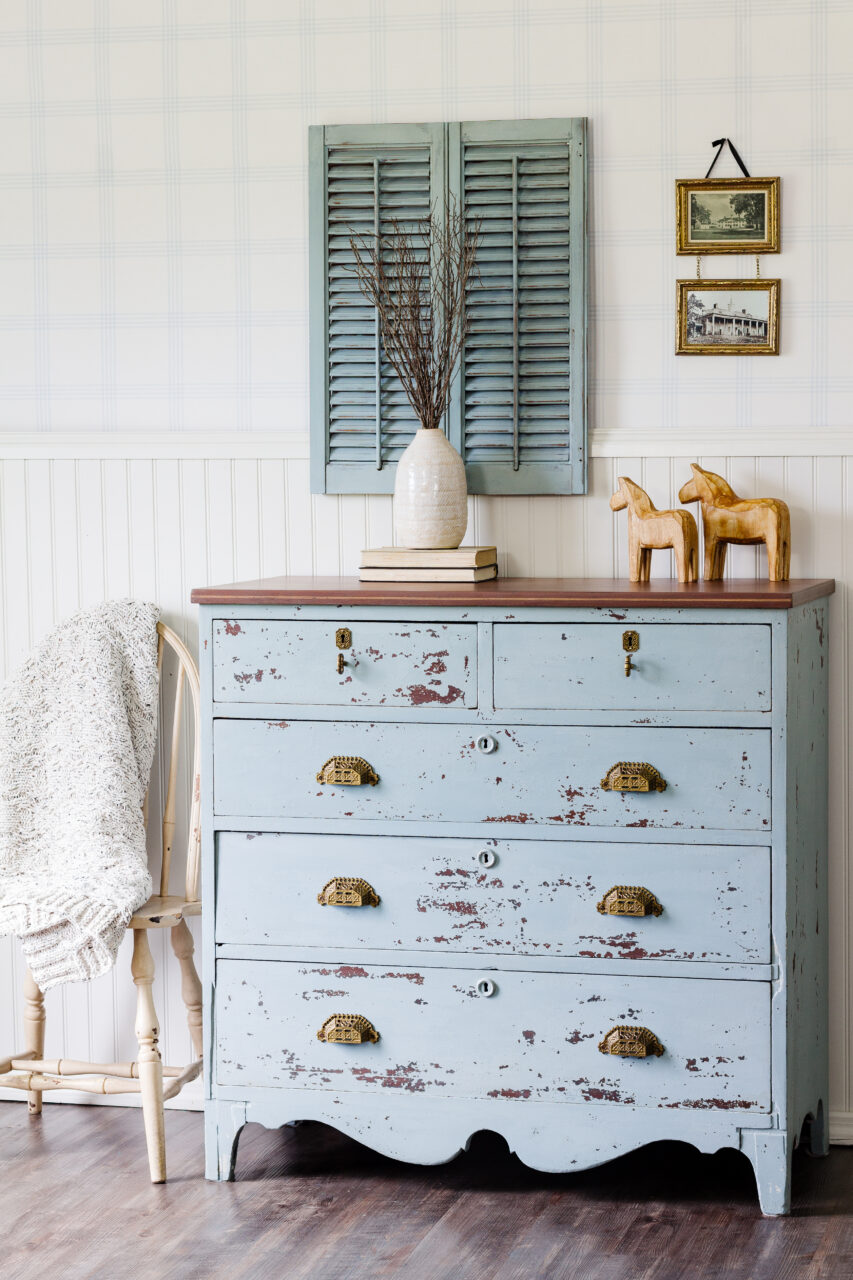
left=494, top=622, right=771, bottom=711
left=217, top=833, right=770, bottom=963
left=214, top=719, right=771, bottom=831
left=212, top=619, right=477, bottom=708
left=199, top=590, right=831, bottom=1215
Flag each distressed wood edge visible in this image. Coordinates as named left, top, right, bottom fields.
left=190, top=576, right=836, bottom=609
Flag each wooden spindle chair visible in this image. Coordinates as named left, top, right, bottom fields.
left=0, top=622, right=202, bottom=1183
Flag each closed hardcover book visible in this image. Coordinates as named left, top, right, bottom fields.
left=358, top=565, right=498, bottom=583
left=359, top=545, right=497, bottom=569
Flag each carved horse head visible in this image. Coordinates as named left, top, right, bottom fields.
left=610, top=476, right=656, bottom=517
left=678, top=464, right=739, bottom=508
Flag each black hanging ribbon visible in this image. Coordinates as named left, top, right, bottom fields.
left=704, top=137, right=751, bottom=179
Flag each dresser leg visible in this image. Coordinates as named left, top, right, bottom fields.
left=804, top=1100, right=829, bottom=1157
left=23, top=969, right=45, bottom=1116
left=205, top=1101, right=247, bottom=1181
left=741, top=1130, right=792, bottom=1215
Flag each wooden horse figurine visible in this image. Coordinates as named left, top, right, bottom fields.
left=610, top=476, right=699, bottom=584
left=678, top=464, right=791, bottom=581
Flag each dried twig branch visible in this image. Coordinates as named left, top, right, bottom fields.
left=349, top=195, right=481, bottom=431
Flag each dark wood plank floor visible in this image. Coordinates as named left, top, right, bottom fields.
left=2, top=1102, right=852, bottom=1280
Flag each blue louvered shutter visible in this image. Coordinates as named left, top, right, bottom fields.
left=309, top=123, right=445, bottom=494
left=447, top=118, right=587, bottom=494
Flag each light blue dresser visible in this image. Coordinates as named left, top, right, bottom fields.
left=192, top=575, right=834, bottom=1214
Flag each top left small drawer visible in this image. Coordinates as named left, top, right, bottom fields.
left=212, top=619, right=478, bottom=708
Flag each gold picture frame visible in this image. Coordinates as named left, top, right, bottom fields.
left=676, top=177, right=780, bottom=254
left=676, top=279, right=780, bottom=356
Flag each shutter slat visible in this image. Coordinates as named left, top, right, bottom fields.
left=462, top=128, right=576, bottom=475
left=323, top=140, right=431, bottom=473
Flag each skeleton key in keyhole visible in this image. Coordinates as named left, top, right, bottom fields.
left=336, top=627, right=352, bottom=674
left=623, top=630, right=639, bottom=677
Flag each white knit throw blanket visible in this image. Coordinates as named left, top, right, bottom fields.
left=0, top=600, right=160, bottom=990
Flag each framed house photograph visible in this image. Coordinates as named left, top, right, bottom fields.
left=676, top=279, right=780, bottom=355
left=676, top=177, right=780, bottom=254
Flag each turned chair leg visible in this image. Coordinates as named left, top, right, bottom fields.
left=23, top=968, right=45, bottom=1116
left=171, top=918, right=203, bottom=1060
left=131, top=929, right=166, bottom=1183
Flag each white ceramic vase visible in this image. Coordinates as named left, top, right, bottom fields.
left=393, top=427, right=468, bottom=549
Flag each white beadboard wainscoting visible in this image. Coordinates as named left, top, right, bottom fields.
left=0, top=436, right=851, bottom=1139
left=0, top=0, right=849, bottom=1143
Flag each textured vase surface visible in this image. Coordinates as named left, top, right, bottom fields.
left=393, top=427, right=469, bottom=549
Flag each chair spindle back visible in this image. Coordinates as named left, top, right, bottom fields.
left=153, top=623, right=201, bottom=903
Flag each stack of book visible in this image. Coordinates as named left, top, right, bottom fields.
left=359, top=546, right=498, bottom=583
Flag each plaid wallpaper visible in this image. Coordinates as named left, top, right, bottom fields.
left=0, top=0, right=848, bottom=440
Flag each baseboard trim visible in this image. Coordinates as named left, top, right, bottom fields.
left=0, top=428, right=851, bottom=461
left=829, top=1111, right=853, bottom=1144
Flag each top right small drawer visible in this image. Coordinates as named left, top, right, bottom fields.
left=493, top=623, right=771, bottom=711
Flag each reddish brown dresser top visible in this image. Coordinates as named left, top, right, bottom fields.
left=191, top=575, right=835, bottom=610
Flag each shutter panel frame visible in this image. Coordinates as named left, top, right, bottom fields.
left=310, top=123, right=446, bottom=495
left=310, top=119, right=587, bottom=497
left=447, top=117, right=587, bottom=496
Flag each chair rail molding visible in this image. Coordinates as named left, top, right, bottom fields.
left=0, top=428, right=851, bottom=461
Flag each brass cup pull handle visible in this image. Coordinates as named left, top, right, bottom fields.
left=317, top=1014, right=380, bottom=1045
left=317, top=877, right=380, bottom=908
left=597, top=885, right=663, bottom=917
left=316, top=756, right=379, bottom=786
left=600, top=762, right=666, bottom=793
left=598, top=1025, right=664, bottom=1058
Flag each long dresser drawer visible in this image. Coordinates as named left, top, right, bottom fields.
left=216, top=832, right=770, bottom=963
left=213, top=720, right=771, bottom=830
left=494, top=622, right=771, bottom=711
left=212, top=619, right=477, bottom=707
left=216, top=959, right=771, bottom=1112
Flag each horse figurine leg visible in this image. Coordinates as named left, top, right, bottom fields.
left=765, top=523, right=788, bottom=582
left=674, top=533, right=697, bottom=584
left=671, top=513, right=699, bottom=584
left=767, top=509, right=792, bottom=581
left=627, top=535, right=642, bottom=583
left=704, top=531, right=721, bottom=581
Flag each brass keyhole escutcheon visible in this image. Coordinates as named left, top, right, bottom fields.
left=335, top=628, right=352, bottom=674
left=622, top=630, right=639, bottom=677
